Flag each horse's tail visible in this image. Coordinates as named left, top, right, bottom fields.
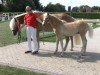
left=87, top=24, right=93, bottom=38
left=74, top=34, right=81, bottom=45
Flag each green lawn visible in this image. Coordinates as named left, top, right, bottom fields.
left=0, top=21, right=26, bottom=47
left=0, top=65, right=46, bottom=75
left=0, top=21, right=100, bottom=47
left=92, top=23, right=100, bottom=29
left=40, top=33, right=56, bottom=42
left=0, top=20, right=56, bottom=47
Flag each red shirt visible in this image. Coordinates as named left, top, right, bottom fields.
left=24, top=13, right=38, bottom=28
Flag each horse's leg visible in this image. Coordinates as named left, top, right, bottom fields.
left=80, top=34, right=87, bottom=56
left=37, top=30, right=40, bottom=49
left=64, top=37, right=69, bottom=51
left=70, top=36, right=74, bottom=51
left=54, top=37, right=59, bottom=54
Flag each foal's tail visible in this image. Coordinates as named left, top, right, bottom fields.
left=74, top=34, right=81, bottom=45
left=87, top=24, right=93, bottom=38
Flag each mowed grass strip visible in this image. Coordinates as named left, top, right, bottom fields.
left=0, top=65, right=46, bottom=75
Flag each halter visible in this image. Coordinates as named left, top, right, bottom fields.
left=14, top=18, right=21, bottom=43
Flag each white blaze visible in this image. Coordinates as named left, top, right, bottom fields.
left=9, top=18, right=15, bottom=30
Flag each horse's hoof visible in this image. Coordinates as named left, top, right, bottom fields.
left=78, top=54, right=86, bottom=58
left=70, top=49, right=73, bottom=51
left=54, top=52, right=57, bottom=54
left=81, top=53, right=85, bottom=56
left=61, top=53, right=64, bottom=57
left=63, top=49, right=66, bottom=51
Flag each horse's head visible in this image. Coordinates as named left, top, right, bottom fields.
left=9, top=13, right=25, bottom=36
left=9, top=18, right=18, bottom=36
left=42, top=13, right=50, bottom=26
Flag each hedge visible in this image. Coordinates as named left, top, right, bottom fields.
left=66, top=12, right=100, bottom=19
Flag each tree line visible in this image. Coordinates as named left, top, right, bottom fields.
left=72, top=5, right=100, bottom=12
left=0, top=0, right=100, bottom=12
left=0, top=0, right=66, bottom=12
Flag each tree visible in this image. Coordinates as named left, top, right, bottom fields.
left=44, top=3, right=66, bottom=12
left=72, top=7, right=79, bottom=12
left=0, top=4, right=4, bottom=12
left=55, top=3, right=66, bottom=12
left=4, top=0, right=43, bottom=12
left=79, top=5, right=86, bottom=12
left=79, top=5, right=91, bottom=12
left=32, top=0, right=43, bottom=11
left=5, top=0, right=36, bottom=12
left=92, top=6, right=100, bottom=12
left=44, top=3, right=54, bottom=12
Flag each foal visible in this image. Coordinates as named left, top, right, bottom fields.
left=42, top=13, right=93, bottom=56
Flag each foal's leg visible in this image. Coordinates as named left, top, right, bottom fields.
left=80, top=34, right=87, bottom=56
left=54, top=37, right=59, bottom=54
left=59, top=38, right=64, bottom=56
left=70, top=36, right=74, bottom=51
left=64, top=37, right=69, bottom=51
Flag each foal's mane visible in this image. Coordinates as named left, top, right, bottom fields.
left=50, top=14, right=63, bottom=23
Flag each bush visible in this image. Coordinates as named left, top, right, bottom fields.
left=66, top=12, right=100, bottom=19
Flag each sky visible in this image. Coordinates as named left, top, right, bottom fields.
left=0, top=0, right=100, bottom=10
left=40, top=0, right=100, bottom=10
left=0, top=0, right=2, bottom=4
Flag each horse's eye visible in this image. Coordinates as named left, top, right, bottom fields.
left=46, top=17, right=49, bottom=20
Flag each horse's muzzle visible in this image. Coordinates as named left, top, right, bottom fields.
left=12, top=30, right=17, bottom=36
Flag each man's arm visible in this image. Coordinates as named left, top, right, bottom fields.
left=36, top=18, right=42, bottom=24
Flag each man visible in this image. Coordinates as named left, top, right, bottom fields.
left=24, top=6, right=42, bottom=54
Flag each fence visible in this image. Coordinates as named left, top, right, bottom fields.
left=0, top=12, right=23, bottom=21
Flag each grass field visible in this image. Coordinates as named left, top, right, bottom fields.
left=0, top=21, right=26, bottom=47
left=0, top=21, right=100, bottom=47
left=0, top=20, right=56, bottom=47
left=0, top=65, right=46, bottom=75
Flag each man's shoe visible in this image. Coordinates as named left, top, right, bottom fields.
left=25, top=51, right=31, bottom=54
left=32, top=51, right=39, bottom=55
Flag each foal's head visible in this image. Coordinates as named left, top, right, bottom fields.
left=9, top=14, right=25, bottom=36
left=42, top=13, right=50, bottom=26
left=42, top=13, right=63, bottom=27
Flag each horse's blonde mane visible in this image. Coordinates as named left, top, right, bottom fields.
left=14, top=10, right=42, bottom=18
left=14, top=13, right=26, bottom=18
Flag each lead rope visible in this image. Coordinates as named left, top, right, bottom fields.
left=17, top=31, right=21, bottom=44
left=17, top=21, right=21, bottom=44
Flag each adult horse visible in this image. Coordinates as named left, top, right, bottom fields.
left=9, top=11, right=75, bottom=50
left=42, top=13, right=93, bottom=56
